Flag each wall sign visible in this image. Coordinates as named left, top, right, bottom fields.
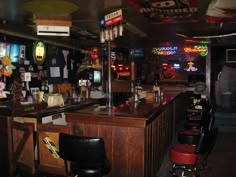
left=105, top=9, right=123, bottom=27
left=152, top=46, right=178, bottom=56
left=100, top=9, right=123, bottom=43
left=184, top=61, right=198, bottom=72
left=183, top=45, right=208, bottom=56
left=33, top=41, right=46, bottom=65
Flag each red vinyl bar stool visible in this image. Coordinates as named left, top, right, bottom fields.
left=169, top=128, right=218, bottom=177
left=179, top=109, right=215, bottom=145
left=183, top=107, right=206, bottom=131
left=185, top=107, right=206, bottom=122
left=184, top=106, right=214, bottom=131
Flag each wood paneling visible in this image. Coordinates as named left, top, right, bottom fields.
left=26, top=92, right=189, bottom=177
left=112, top=80, right=131, bottom=92
left=37, top=124, right=71, bottom=175
left=12, top=122, right=35, bottom=174
left=0, top=117, right=9, bottom=177
left=64, top=92, right=190, bottom=177
left=69, top=110, right=173, bottom=177
left=71, top=123, right=144, bottom=177
left=144, top=107, right=174, bottom=177
left=0, top=102, right=47, bottom=177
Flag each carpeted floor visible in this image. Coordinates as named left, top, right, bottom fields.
left=157, top=107, right=236, bottom=177
left=206, top=132, right=236, bottom=177
left=157, top=131, right=236, bottom=177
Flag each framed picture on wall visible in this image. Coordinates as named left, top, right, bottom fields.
left=226, top=49, right=236, bottom=63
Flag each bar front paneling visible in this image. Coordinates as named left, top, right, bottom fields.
left=69, top=122, right=145, bottom=177
left=0, top=102, right=47, bottom=177
left=37, top=124, right=72, bottom=176
left=65, top=92, right=188, bottom=177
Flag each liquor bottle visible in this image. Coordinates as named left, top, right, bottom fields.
left=153, top=79, right=160, bottom=100
left=25, top=81, right=33, bottom=103
left=44, top=80, right=49, bottom=94
left=21, top=81, right=26, bottom=101
left=41, top=80, right=49, bottom=94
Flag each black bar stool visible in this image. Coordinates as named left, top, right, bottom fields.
left=59, top=133, right=111, bottom=177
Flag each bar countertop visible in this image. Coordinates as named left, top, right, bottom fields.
left=65, top=92, right=181, bottom=128
left=41, top=99, right=96, bottom=117
left=0, top=101, right=48, bottom=117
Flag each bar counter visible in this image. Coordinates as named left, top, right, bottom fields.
left=65, top=92, right=189, bottom=177
left=0, top=101, right=47, bottom=177
left=0, top=100, right=94, bottom=177
left=40, top=99, right=96, bottom=118
left=66, top=93, right=178, bottom=127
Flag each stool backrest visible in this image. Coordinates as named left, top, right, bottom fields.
left=197, top=108, right=215, bottom=132
left=207, top=108, right=215, bottom=130
left=195, top=128, right=218, bottom=155
left=59, top=133, right=106, bottom=165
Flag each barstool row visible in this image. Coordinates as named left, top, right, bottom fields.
left=169, top=94, right=218, bottom=177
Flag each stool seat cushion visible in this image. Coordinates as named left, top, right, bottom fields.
left=182, top=130, right=201, bottom=135
left=188, top=116, right=201, bottom=121
left=170, top=144, right=203, bottom=165
left=185, top=123, right=200, bottom=126
left=71, top=159, right=111, bottom=177
left=184, top=123, right=201, bottom=130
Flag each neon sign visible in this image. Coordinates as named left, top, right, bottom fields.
left=184, top=45, right=208, bottom=56
left=173, top=63, right=180, bottom=69
left=185, top=61, right=198, bottom=72
left=33, top=41, right=46, bottom=65
left=152, top=46, right=178, bottom=56
left=90, top=47, right=99, bottom=60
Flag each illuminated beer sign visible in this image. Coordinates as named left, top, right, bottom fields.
left=184, top=61, right=198, bottom=72
left=90, top=47, right=99, bottom=60
left=152, top=46, right=178, bottom=56
left=33, top=41, right=46, bottom=65
left=183, top=45, right=208, bottom=56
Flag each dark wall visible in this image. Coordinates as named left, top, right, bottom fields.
left=211, top=46, right=236, bottom=108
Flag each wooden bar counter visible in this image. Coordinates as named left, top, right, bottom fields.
left=0, top=101, right=47, bottom=177
left=65, top=92, right=189, bottom=177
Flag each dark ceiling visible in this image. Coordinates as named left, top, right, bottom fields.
left=0, top=0, right=236, bottom=50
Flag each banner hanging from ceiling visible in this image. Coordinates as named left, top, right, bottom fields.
left=128, top=0, right=199, bottom=24
left=206, top=0, right=236, bottom=23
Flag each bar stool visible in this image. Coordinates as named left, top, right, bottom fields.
left=59, top=133, right=111, bottom=177
left=179, top=109, right=215, bottom=145
left=169, top=128, right=218, bottom=177
left=184, top=106, right=213, bottom=131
